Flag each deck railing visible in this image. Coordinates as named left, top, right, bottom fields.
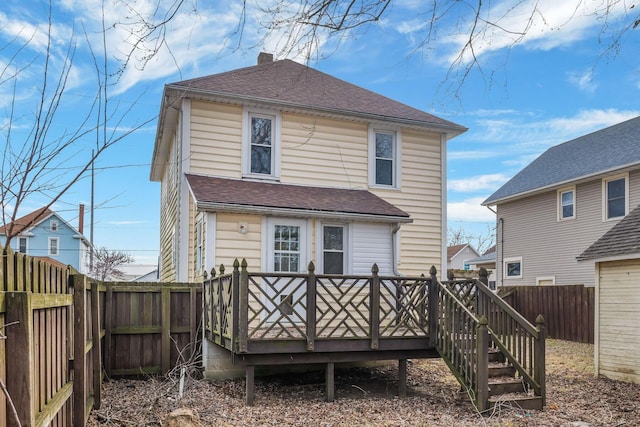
left=203, top=260, right=432, bottom=354
left=443, top=269, right=546, bottom=407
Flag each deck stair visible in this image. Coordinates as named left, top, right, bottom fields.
left=433, top=268, right=546, bottom=413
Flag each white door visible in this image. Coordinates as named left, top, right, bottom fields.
left=265, top=218, right=308, bottom=323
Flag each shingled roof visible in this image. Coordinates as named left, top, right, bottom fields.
left=578, top=205, right=640, bottom=261
left=166, top=57, right=466, bottom=132
left=484, top=116, right=640, bottom=205
left=185, top=174, right=411, bottom=222
left=0, top=206, right=53, bottom=236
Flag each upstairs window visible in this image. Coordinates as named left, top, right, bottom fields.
left=50, top=220, right=58, bottom=231
left=369, top=127, right=400, bottom=188
left=604, top=175, right=627, bottom=220
left=558, top=188, right=575, bottom=220
left=504, top=257, right=522, bottom=279
left=243, top=109, right=280, bottom=179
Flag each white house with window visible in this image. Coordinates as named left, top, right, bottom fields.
left=0, top=206, right=91, bottom=273
left=150, top=52, right=466, bottom=283
left=483, top=116, right=640, bottom=287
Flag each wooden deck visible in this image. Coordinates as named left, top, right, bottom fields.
left=203, top=261, right=546, bottom=410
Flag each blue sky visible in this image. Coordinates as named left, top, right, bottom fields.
left=1, top=0, right=639, bottom=263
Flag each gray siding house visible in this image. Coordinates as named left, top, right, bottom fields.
left=483, top=116, right=640, bottom=287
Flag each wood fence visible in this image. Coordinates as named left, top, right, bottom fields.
left=499, top=285, right=594, bottom=344
left=0, top=247, right=202, bottom=426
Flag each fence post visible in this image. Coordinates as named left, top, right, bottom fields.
left=478, top=267, right=488, bottom=287
left=103, top=283, right=113, bottom=377
left=161, top=287, right=171, bottom=374
left=428, top=266, right=438, bottom=347
left=238, top=259, right=249, bottom=353
left=306, top=262, right=316, bottom=351
left=370, top=263, right=380, bottom=350
left=535, top=314, right=546, bottom=406
left=72, top=274, right=88, bottom=427
left=476, top=315, right=489, bottom=412
left=6, top=291, right=35, bottom=427
left=91, top=281, right=102, bottom=409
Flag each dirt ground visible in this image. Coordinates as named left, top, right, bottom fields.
left=88, top=339, right=640, bottom=426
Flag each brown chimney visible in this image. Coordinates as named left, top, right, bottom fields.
left=258, top=52, right=273, bottom=65
left=79, top=204, right=85, bottom=234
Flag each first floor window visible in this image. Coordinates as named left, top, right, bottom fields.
left=504, top=257, right=522, bottom=279
left=604, top=176, right=626, bottom=219
left=18, top=237, right=27, bottom=254
left=48, top=237, right=59, bottom=256
left=274, top=225, right=300, bottom=272
left=323, top=225, right=345, bottom=274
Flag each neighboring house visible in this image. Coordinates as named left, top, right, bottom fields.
left=150, top=53, right=466, bottom=283
left=0, top=205, right=91, bottom=274
left=467, top=245, right=497, bottom=288
left=483, top=116, right=640, bottom=287
left=446, top=244, right=480, bottom=270
left=577, top=205, right=640, bottom=385
left=117, top=264, right=159, bottom=282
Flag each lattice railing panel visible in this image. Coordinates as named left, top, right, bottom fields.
left=246, top=274, right=308, bottom=339
left=315, top=276, right=371, bottom=338
left=379, top=277, right=429, bottom=337
left=444, top=279, right=478, bottom=311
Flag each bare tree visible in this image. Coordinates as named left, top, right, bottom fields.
left=90, top=246, right=134, bottom=281
left=248, top=0, right=640, bottom=96
left=448, top=225, right=495, bottom=255
left=0, top=0, right=180, bottom=249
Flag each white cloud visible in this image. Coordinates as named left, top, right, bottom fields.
left=449, top=173, right=510, bottom=192
left=448, top=197, right=496, bottom=222
left=567, top=69, right=598, bottom=93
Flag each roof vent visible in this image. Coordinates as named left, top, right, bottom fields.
left=257, top=52, right=273, bottom=65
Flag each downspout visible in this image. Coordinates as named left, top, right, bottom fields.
left=392, top=223, right=402, bottom=276
left=498, top=218, right=504, bottom=288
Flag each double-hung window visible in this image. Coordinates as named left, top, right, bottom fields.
left=603, top=175, right=628, bottom=220
left=322, top=225, right=345, bottom=274
left=558, top=187, right=575, bottom=220
left=243, top=109, right=280, bottom=179
left=18, top=237, right=28, bottom=254
left=48, top=237, right=59, bottom=256
left=369, top=127, right=400, bottom=188
left=50, top=220, right=58, bottom=232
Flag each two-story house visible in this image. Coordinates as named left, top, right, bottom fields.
left=150, top=53, right=466, bottom=283
left=0, top=205, right=92, bottom=274
left=483, top=116, right=640, bottom=287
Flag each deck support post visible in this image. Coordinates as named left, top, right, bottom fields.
left=239, top=259, right=249, bottom=353
left=398, top=359, right=407, bottom=397
left=370, top=264, right=380, bottom=350
left=326, top=362, right=335, bottom=402
left=306, top=262, right=316, bottom=351
left=246, top=365, right=255, bottom=406
left=476, top=316, right=489, bottom=412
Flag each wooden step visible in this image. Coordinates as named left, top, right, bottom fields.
left=488, top=378, right=525, bottom=396
left=489, top=394, right=543, bottom=411
left=488, top=348, right=506, bottom=363
left=488, top=364, right=516, bottom=377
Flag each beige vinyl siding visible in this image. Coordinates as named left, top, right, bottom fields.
left=215, top=213, right=262, bottom=272
left=372, top=129, right=443, bottom=277
left=597, top=260, right=640, bottom=384
left=190, top=101, right=242, bottom=177
left=280, top=113, right=368, bottom=187
left=497, top=170, right=640, bottom=287
left=159, top=133, right=179, bottom=282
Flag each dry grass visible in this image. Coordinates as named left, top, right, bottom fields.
left=88, top=339, right=640, bottom=426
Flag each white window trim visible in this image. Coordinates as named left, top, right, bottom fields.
left=48, top=237, right=60, bottom=256
left=557, top=186, right=576, bottom=221
left=536, top=276, right=556, bottom=286
left=602, top=173, right=629, bottom=221
left=316, top=222, right=349, bottom=275
left=242, top=108, right=281, bottom=180
left=18, top=236, right=28, bottom=254
left=368, top=125, right=401, bottom=189
left=503, top=256, right=522, bottom=279
left=263, top=218, right=309, bottom=273
left=50, top=220, right=59, bottom=232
